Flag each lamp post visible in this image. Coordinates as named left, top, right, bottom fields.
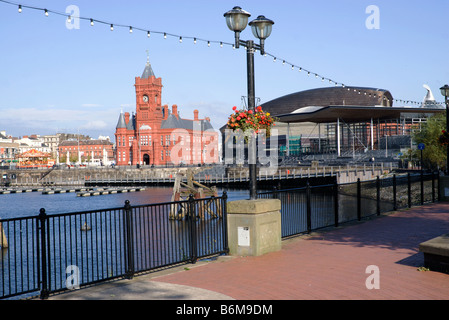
left=440, top=84, right=449, bottom=175
left=224, top=6, right=274, bottom=200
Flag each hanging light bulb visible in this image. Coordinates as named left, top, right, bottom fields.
left=298, top=67, right=302, bottom=72
left=220, top=42, right=223, bottom=48
left=291, top=65, right=294, bottom=70
left=18, top=5, right=22, bottom=13
left=194, top=38, right=197, bottom=44
left=110, top=24, right=114, bottom=31
left=44, top=9, right=48, bottom=17
left=147, top=31, right=151, bottom=38
left=273, top=57, right=276, bottom=62
left=179, top=36, right=182, bottom=43
left=207, top=41, right=211, bottom=47
left=129, top=26, right=133, bottom=33
left=164, top=33, right=167, bottom=39
left=67, top=15, right=71, bottom=23
left=90, top=19, right=94, bottom=26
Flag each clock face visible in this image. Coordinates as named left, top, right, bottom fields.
left=143, top=95, right=149, bottom=102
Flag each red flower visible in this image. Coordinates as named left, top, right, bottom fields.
left=236, top=116, right=241, bottom=121
left=232, top=106, right=237, bottom=111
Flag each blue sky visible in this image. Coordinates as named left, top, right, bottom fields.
left=0, top=0, right=448, bottom=140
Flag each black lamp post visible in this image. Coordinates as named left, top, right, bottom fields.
left=224, top=6, right=274, bottom=200
left=441, top=84, right=449, bottom=175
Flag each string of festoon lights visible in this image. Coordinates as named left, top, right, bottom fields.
left=1, top=0, right=444, bottom=106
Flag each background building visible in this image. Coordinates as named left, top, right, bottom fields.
left=115, top=58, right=219, bottom=166
left=260, top=86, right=444, bottom=160
left=58, top=139, right=114, bottom=165
left=221, top=85, right=444, bottom=165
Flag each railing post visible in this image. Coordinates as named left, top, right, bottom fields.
left=38, top=208, right=49, bottom=300
left=333, top=181, right=339, bottom=227
left=393, top=174, right=397, bottom=211
left=407, top=173, right=411, bottom=208
left=222, top=191, right=229, bottom=255
left=376, top=176, right=380, bottom=216
left=438, top=172, right=441, bottom=202
left=188, top=194, right=198, bottom=263
left=420, top=171, right=424, bottom=205
left=306, top=182, right=312, bottom=233
left=123, top=200, right=134, bottom=279
left=432, top=171, right=436, bottom=203
left=357, top=178, right=361, bottom=221
left=273, top=186, right=279, bottom=200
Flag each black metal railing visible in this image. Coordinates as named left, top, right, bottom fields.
left=0, top=172, right=439, bottom=299
left=258, top=172, right=439, bottom=238
left=0, top=193, right=228, bottom=300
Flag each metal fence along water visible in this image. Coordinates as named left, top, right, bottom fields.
left=0, top=194, right=228, bottom=299
left=0, top=172, right=439, bottom=299
left=258, top=172, right=439, bottom=238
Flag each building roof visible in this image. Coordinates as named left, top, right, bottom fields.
left=116, top=112, right=127, bottom=129
left=275, top=105, right=444, bottom=124
left=141, top=61, right=155, bottom=79
left=260, top=86, right=444, bottom=124
left=262, top=86, right=395, bottom=116
left=59, top=140, right=113, bottom=147
left=126, top=114, right=136, bottom=131
left=161, top=114, right=214, bottom=131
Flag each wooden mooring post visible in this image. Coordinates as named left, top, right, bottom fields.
left=169, top=169, right=222, bottom=220
left=0, top=221, right=8, bottom=248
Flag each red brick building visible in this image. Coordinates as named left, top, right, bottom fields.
left=115, top=59, right=218, bottom=166
left=58, top=139, right=114, bottom=164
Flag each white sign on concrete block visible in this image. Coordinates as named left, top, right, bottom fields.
left=445, top=188, right=449, bottom=197
left=238, top=226, right=250, bottom=247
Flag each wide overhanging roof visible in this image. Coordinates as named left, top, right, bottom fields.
left=276, top=105, right=445, bottom=124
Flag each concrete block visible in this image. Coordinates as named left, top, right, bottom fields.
left=227, top=199, right=281, bottom=257
left=419, top=234, right=449, bottom=274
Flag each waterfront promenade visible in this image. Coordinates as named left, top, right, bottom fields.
left=48, top=201, right=449, bottom=300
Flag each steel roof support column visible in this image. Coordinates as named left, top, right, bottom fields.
left=337, top=118, right=341, bottom=157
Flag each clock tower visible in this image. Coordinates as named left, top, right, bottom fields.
left=134, top=54, right=163, bottom=131
left=114, top=55, right=219, bottom=166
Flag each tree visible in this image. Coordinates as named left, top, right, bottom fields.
left=411, top=113, right=446, bottom=171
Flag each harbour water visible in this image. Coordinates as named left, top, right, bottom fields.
left=0, top=187, right=250, bottom=220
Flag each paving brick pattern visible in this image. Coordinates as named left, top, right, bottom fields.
left=152, top=203, right=449, bottom=300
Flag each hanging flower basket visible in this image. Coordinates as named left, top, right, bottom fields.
left=226, top=106, right=277, bottom=139
left=439, top=130, right=449, bottom=146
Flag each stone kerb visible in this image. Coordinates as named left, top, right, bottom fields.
left=227, top=199, right=281, bottom=257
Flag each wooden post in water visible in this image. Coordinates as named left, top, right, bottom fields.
left=0, top=221, right=8, bottom=248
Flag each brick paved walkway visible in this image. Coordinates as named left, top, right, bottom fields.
left=151, top=203, right=449, bottom=300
